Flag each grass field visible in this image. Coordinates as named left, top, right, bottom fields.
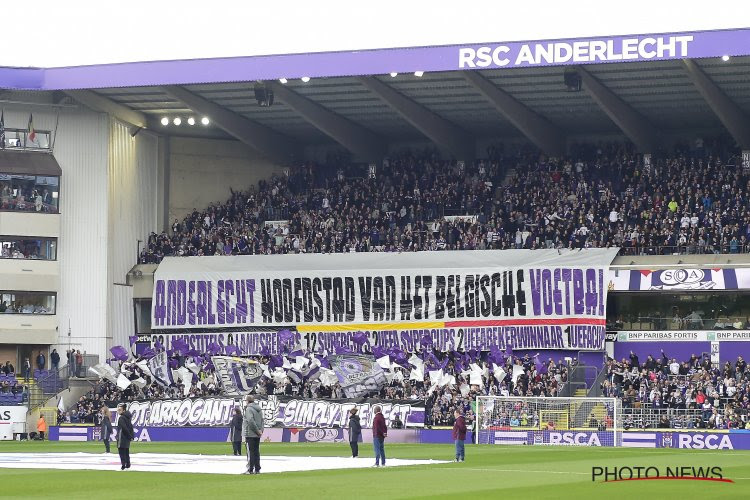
left=0, top=441, right=748, bottom=499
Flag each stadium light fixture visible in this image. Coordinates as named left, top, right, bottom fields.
left=414, top=71, right=424, bottom=77
left=160, top=117, right=169, bottom=126
left=187, top=117, right=196, bottom=126
left=279, top=78, right=288, bottom=84
left=201, top=117, right=210, bottom=125
left=722, top=55, right=730, bottom=61
left=173, top=117, right=182, bottom=126
left=301, top=76, right=311, bottom=82
left=389, top=72, right=398, bottom=77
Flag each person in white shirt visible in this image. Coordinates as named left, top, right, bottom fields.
left=669, top=359, right=680, bottom=375
left=680, top=215, right=690, bottom=228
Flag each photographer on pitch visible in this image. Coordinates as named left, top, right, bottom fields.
left=242, top=395, right=264, bottom=474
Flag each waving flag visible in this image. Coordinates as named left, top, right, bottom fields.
left=27, top=114, right=36, bottom=143
left=212, top=356, right=263, bottom=396
left=147, top=351, right=173, bottom=386
left=110, top=345, right=129, bottom=362
left=329, top=354, right=387, bottom=398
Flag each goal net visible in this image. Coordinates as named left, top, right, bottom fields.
left=475, top=396, right=621, bottom=447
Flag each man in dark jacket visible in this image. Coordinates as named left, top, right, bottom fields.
left=348, top=408, right=361, bottom=457
left=116, top=403, right=134, bottom=470
left=100, top=406, right=113, bottom=453
left=230, top=407, right=243, bottom=456
left=50, top=349, right=60, bottom=371
left=36, top=351, right=45, bottom=371
left=452, top=410, right=467, bottom=462
left=372, top=405, right=387, bottom=467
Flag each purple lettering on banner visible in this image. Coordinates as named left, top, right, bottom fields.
left=529, top=269, right=542, bottom=315
left=217, top=280, right=225, bottom=325
left=187, top=281, right=196, bottom=325
left=154, top=280, right=165, bottom=326
left=207, top=282, right=216, bottom=325
left=197, top=281, right=207, bottom=325
left=177, top=280, right=186, bottom=326
left=585, top=269, right=597, bottom=315
left=225, top=280, right=235, bottom=324
left=552, top=269, right=563, bottom=315
left=572, top=269, right=584, bottom=315
left=541, top=269, right=553, bottom=315
left=167, top=280, right=177, bottom=326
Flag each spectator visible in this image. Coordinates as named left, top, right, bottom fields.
left=372, top=405, right=387, bottom=467
left=50, top=349, right=60, bottom=372
left=22, top=358, right=31, bottom=381
left=452, top=409, right=467, bottom=462
left=348, top=408, right=361, bottom=458
left=36, top=351, right=46, bottom=371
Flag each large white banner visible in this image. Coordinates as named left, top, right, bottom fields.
left=151, top=249, right=618, bottom=350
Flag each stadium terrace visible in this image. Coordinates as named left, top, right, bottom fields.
left=458, top=35, right=694, bottom=68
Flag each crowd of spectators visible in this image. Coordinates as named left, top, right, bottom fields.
left=139, top=140, right=748, bottom=263
left=0, top=361, right=28, bottom=404
left=68, top=348, right=570, bottom=428
left=603, top=351, right=750, bottom=429
left=0, top=182, right=57, bottom=213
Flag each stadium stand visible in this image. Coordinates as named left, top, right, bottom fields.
left=606, top=353, right=749, bottom=429
left=140, top=141, right=748, bottom=264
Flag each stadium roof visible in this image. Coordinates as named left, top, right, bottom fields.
left=90, top=57, right=750, bottom=142
left=3, top=26, right=749, bottom=160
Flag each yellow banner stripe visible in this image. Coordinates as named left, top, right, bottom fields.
left=296, top=321, right=445, bottom=332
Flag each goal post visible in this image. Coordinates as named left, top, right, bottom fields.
left=475, top=396, right=621, bottom=447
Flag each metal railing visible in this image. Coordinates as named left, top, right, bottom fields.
left=621, top=407, right=748, bottom=429
left=618, top=243, right=750, bottom=256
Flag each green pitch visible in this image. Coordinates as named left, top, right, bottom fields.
left=1, top=441, right=748, bottom=499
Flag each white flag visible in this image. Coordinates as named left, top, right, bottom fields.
left=512, top=365, right=525, bottom=384
left=116, top=374, right=131, bottom=390
left=376, top=355, right=392, bottom=370
left=493, top=364, right=507, bottom=383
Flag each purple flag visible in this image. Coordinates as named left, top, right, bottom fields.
left=206, top=342, right=222, bottom=356
left=110, top=345, right=129, bottom=362
left=269, top=355, right=284, bottom=369
left=420, top=333, right=433, bottom=348
left=352, top=331, right=368, bottom=346
left=172, top=338, right=189, bottom=356
left=224, top=345, right=240, bottom=356
left=128, top=335, right=138, bottom=346
left=372, top=345, right=387, bottom=360
left=278, top=329, right=294, bottom=346
left=140, top=346, right=156, bottom=359
left=154, top=339, right=164, bottom=352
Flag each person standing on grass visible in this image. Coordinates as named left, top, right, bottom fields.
left=242, top=395, right=264, bottom=474
left=372, top=405, right=387, bottom=467
left=230, top=407, right=243, bottom=456
left=36, top=415, right=47, bottom=440
left=348, top=408, right=361, bottom=458
left=100, top=406, right=113, bottom=453
left=452, top=410, right=467, bottom=462
left=116, top=403, right=134, bottom=470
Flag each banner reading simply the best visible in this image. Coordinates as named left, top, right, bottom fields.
left=151, top=249, right=618, bottom=350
